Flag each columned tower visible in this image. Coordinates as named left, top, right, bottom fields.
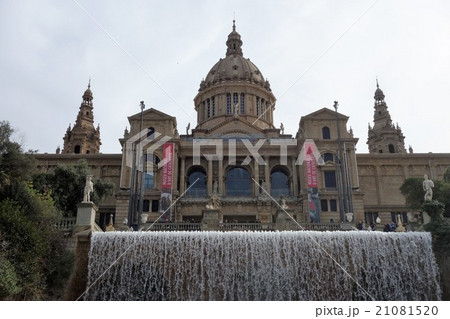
left=62, top=81, right=101, bottom=154
left=367, top=80, right=406, bottom=154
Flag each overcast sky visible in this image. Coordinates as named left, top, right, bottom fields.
left=1, top=0, right=449, bottom=154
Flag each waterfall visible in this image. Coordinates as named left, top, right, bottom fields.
left=84, top=231, right=441, bottom=301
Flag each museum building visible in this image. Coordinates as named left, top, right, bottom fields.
left=35, top=22, right=450, bottom=230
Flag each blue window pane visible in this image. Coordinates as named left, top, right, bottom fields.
left=322, top=127, right=331, bottom=139
left=227, top=167, right=251, bottom=196
left=186, top=170, right=207, bottom=197
left=144, top=173, right=154, bottom=189
left=324, top=171, right=336, bottom=188
left=271, top=170, right=290, bottom=197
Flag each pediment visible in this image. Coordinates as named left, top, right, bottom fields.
left=128, top=108, right=176, bottom=121
left=301, top=107, right=348, bottom=121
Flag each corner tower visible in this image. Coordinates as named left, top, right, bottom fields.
left=62, top=81, right=101, bottom=154
left=367, top=80, right=406, bottom=154
left=193, top=21, right=277, bottom=137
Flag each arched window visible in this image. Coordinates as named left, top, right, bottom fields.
left=226, top=93, right=231, bottom=114
left=271, top=167, right=290, bottom=197
left=240, top=93, right=245, bottom=114
left=388, top=144, right=395, bottom=153
left=226, top=167, right=251, bottom=196
left=322, top=127, right=331, bottom=140
left=186, top=166, right=207, bottom=197
left=147, top=127, right=155, bottom=140
left=74, top=145, right=81, bottom=154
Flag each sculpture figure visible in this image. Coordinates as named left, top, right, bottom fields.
left=279, top=194, right=288, bottom=209
left=423, top=174, right=434, bottom=201
left=206, top=192, right=220, bottom=210
left=186, top=122, right=190, bottom=135
left=233, top=103, right=239, bottom=116
left=83, top=175, right=94, bottom=202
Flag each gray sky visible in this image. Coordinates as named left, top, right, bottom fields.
left=1, top=0, right=449, bottom=154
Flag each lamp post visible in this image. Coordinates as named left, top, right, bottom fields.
left=127, top=101, right=145, bottom=231
left=334, top=101, right=355, bottom=225
left=138, top=101, right=145, bottom=230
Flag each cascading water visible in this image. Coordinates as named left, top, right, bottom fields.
left=84, top=231, right=441, bottom=301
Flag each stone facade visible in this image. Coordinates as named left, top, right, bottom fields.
left=35, top=22, right=450, bottom=230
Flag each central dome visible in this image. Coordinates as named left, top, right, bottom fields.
left=199, top=21, right=271, bottom=92
left=193, top=21, right=276, bottom=136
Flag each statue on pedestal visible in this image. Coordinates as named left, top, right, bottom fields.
left=423, top=174, right=434, bottom=201
left=279, top=194, right=289, bottom=209
left=206, top=192, right=220, bottom=210
left=83, top=175, right=94, bottom=202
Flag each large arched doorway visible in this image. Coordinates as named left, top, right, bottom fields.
left=226, top=167, right=251, bottom=196
left=271, top=167, right=290, bottom=197
left=186, top=166, right=207, bottom=197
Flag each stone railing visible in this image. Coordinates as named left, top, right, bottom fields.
left=299, top=223, right=343, bottom=231
left=144, top=223, right=202, bottom=231
left=219, top=223, right=276, bottom=231
left=141, top=222, right=344, bottom=232
left=55, top=217, right=77, bottom=230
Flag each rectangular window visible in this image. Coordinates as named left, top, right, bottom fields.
left=143, top=200, right=150, bottom=212
left=365, top=212, right=378, bottom=225
left=391, top=212, right=407, bottom=224
left=256, top=97, right=260, bottom=115
left=329, top=199, right=337, bottom=212
left=320, top=199, right=328, bottom=212
left=227, top=93, right=231, bottom=114
left=261, top=99, right=265, bottom=118
left=151, top=200, right=159, bottom=212
left=212, top=96, right=216, bottom=116
left=324, top=171, right=337, bottom=188
left=207, top=99, right=211, bottom=118
left=240, top=93, right=245, bottom=114
left=144, top=173, right=154, bottom=189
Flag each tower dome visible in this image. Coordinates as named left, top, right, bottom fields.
left=194, top=21, right=276, bottom=135
left=82, top=80, right=93, bottom=105
left=374, top=79, right=385, bottom=102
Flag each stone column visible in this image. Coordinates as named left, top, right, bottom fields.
left=375, top=165, right=382, bottom=205
left=254, top=160, right=260, bottom=196
left=291, top=157, right=297, bottom=196
left=180, top=157, right=186, bottom=194
left=218, top=158, right=224, bottom=195
left=265, top=155, right=271, bottom=194
left=207, top=159, right=213, bottom=196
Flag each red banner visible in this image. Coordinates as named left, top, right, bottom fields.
left=161, top=143, right=174, bottom=189
left=160, top=143, right=174, bottom=221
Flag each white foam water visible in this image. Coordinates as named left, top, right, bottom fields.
left=84, top=231, right=441, bottom=301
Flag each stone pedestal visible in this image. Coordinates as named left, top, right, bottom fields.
left=276, top=208, right=297, bottom=230
left=202, top=209, right=220, bottom=230
left=76, top=202, right=98, bottom=230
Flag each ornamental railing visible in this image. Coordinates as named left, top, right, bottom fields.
left=144, top=223, right=202, bottom=231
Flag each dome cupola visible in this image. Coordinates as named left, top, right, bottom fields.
left=226, top=20, right=243, bottom=56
